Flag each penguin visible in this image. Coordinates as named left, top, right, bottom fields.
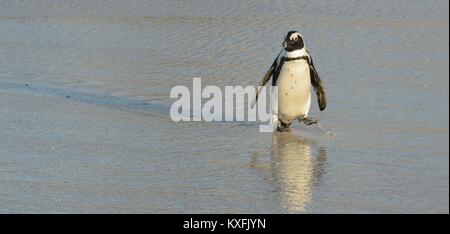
left=253, top=31, right=326, bottom=132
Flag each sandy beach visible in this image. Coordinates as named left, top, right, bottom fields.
left=0, top=0, right=448, bottom=213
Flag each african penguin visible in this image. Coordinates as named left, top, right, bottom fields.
left=253, top=31, right=326, bottom=132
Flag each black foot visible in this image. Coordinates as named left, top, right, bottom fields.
left=276, top=122, right=291, bottom=132
left=300, top=116, right=319, bottom=125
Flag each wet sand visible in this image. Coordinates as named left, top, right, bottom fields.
left=0, top=0, right=448, bottom=213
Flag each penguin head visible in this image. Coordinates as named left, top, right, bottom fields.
left=282, top=31, right=304, bottom=52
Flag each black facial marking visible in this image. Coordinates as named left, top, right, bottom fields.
left=286, top=31, right=298, bottom=38
left=284, top=31, right=304, bottom=52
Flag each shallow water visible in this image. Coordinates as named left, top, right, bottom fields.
left=0, top=0, right=448, bottom=213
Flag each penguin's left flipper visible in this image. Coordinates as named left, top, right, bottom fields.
left=307, top=50, right=327, bottom=111
left=299, top=116, right=319, bottom=125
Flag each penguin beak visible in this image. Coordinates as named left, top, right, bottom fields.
left=283, top=37, right=304, bottom=51
left=283, top=39, right=296, bottom=50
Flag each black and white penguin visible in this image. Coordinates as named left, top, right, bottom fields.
left=253, top=31, right=326, bottom=131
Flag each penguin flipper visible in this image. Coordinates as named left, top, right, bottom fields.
left=307, top=51, right=327, bottom=111
left=251, top=57, right=278, bottom=108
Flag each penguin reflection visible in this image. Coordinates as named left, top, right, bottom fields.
left=251, top=131, right=326, bottom=212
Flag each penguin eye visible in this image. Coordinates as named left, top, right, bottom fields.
left=293, top=37, right=298, bottom=41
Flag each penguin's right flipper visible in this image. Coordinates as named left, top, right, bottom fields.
left=251, top=51, right=282, bottom=108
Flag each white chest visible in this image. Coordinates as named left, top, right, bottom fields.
left=275, top=60, right=312, bottom=123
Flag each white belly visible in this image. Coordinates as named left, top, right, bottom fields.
left=272, top=60, right=311, bottom=124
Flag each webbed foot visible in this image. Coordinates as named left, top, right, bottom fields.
left=299, top=116, right=319, bottom=125
left=276, top=122, right=291, bottom=132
